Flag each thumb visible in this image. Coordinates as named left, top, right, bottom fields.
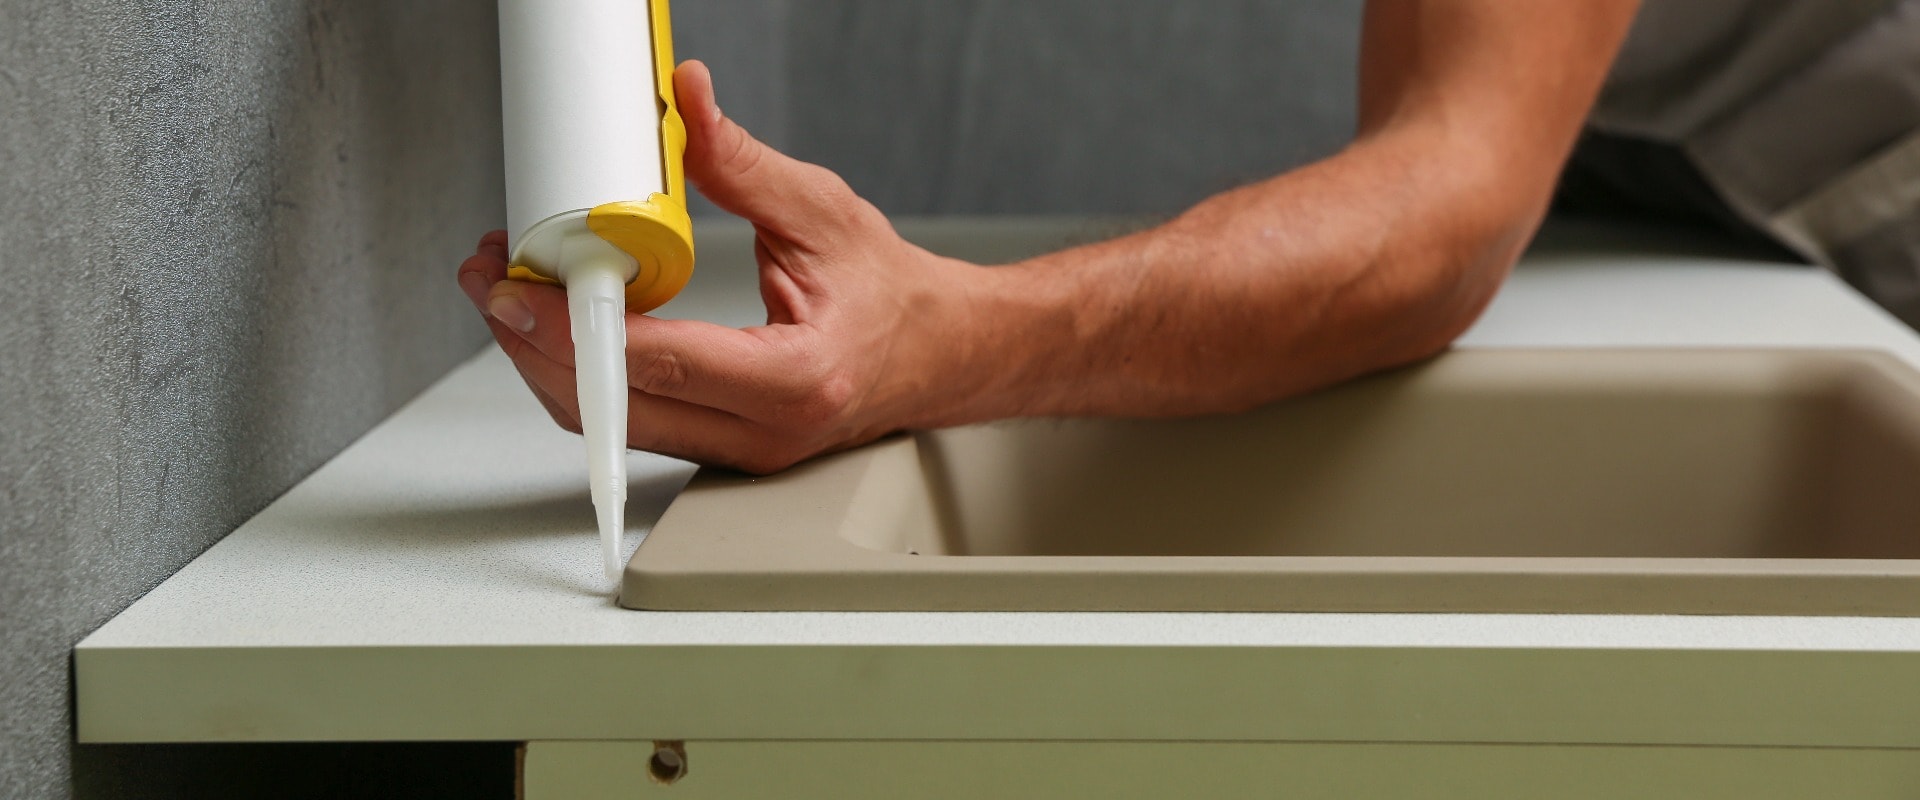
left=674, top=60, right=875, bottom=243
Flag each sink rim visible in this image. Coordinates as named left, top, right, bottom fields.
left=623, top=347, right=1920, bottom=614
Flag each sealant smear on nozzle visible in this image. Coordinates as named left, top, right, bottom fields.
left=564, top=257, right=632, bottom=584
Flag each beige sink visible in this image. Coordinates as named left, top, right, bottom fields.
left=622, top=349, right=1920, bottom=614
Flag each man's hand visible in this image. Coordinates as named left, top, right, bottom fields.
left=457, top=61, right=986, bottom=473
left=461, top=1, right=1640, bottom=473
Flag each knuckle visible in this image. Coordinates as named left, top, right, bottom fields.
left=717, top=126, right=766, bottom=177
left=799, top=165, right=847, bottom=195
left=800, top=170, right=862, bottom=219
left=632, top=349, right=690, bottom=396
left=774, top=361, right=855, bottom=432
left=807, top=374, right=860, bottom=424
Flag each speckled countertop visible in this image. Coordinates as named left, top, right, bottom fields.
left=74, top=219, right=1920, bottom=747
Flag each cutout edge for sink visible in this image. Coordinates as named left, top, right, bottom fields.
left=622, top=349, right=1920, bottom=614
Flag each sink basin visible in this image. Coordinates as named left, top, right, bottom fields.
left=623, top=349, right=1920, bottom=614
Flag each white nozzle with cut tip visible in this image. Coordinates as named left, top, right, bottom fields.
left=500, top=0, right=690, bottom=589
left=562, top=252, right=631, bottom=583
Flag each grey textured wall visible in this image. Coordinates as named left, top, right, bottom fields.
left=678, top=0, right=1363, bottom=217
left=0, top=1, right=505, bottom=798
left=2, top=1, right=1363, bottom=797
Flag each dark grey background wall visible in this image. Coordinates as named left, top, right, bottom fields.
left=678, top=0, right=1362, bottom=217
left=1, top=1, right=1361, bottom=798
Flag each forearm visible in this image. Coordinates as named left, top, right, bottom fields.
left=919, top=0, right=1639, bottom=426
left=937, top=133, right=1522, bottom=423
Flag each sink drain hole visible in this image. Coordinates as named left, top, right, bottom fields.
left=648, top=741, right=688, bottom=785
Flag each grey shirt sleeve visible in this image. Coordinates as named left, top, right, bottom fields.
left=1583, top=0, right=1920, bottom=327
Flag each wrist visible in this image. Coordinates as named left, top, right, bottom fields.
left=899, top=255, right=1076, bottom=429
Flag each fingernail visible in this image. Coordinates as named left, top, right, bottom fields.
left=458, top=272, right=489, bottom=310
left=702, top=73, right=724, bottom=123
left=489, top=292, right=536, bottom=333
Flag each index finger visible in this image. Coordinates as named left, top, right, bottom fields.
left=626, top=316, right=815, bottom=417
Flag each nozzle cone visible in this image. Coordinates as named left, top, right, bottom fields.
left=563, top=253, right=633, bottom=588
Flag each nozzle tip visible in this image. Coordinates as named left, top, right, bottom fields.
left=595, top=492, right=625, bottom=583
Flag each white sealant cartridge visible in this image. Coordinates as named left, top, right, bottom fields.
left=498, top=0, right=695, bottom=583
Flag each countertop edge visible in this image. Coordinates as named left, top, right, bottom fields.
left=74, top=642, right=1920, bottom=746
